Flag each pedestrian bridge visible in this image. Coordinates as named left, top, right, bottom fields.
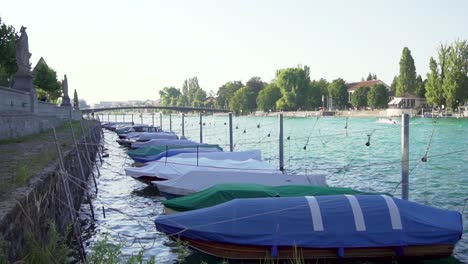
left=81, top=105, right=229, bottom=114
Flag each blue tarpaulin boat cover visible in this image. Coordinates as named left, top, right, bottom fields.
left=155, top=195, right=462, bottom=249
left=132, top=148, right=221, bottom=163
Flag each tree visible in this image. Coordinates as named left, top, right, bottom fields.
left=442, top=40, right=468, bottom=109
left=366, top=73, right=378, bottom=81
left=275, top=65, right=311, bottom=110
left=192, top=88, right=207, bottom=107
left=390, top=76, right=398, bottom=94
left=351, top=86, right=370, bottom=108
left=33, top=62, right=62, bottom=102
left=425, top=57, right=444, bottom=107
left=159, top=87, right=181, bottom=106
left=415, top=75, right=425, bottom=98
left=396, top=47, right=417, bottom=96
left=0, top=18, right=18, bottom=86
left=246, top=76, right=265, bottom=95
left=229, top=86, right=256, bottom=115
left=257, top=83, right=281, bottom=112
left=176, top=94, right=189, bottom=107
left=327, top=78, right=348, bottom=109
left=368, top=83, right=389, bottom=109
left=216, top=81, right=243, bottom=109
left=308, top=80, right=323, bottom=109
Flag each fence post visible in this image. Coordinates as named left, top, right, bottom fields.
left=279, top=113, right=284, bottom=172
left=199, top=112, right=203, bottom=143
left=181, top=113, right=185, bottom=137
left=401, top=114, right=409, bottom=200
left=169, top=113, right=172, bottom=132
left=160, top=112, right=163, bottom=129
left=229, top=112, right=233, bottom=152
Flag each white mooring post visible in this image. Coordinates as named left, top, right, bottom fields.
left=401, top=114, right=409, bottom=200
left=169, top=113, right=172, bottom=132
left=159, top=113, right=163, bottom=129
left=199, top=112, right=203, bottom=143
left=279, top=113, right=284, bottom=172
left=181, top=113, right=185, bottom=137
left=229, top=112, right=233, bottom=152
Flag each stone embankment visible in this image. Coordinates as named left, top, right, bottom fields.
left=0, top=120, right=102, bottom=262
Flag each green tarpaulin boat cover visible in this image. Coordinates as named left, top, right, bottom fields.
left=163, top=184, right=386, bottom=212
left=127, top=144, right=223, bottom=157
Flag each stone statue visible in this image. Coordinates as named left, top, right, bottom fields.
left=15, top=26, right=31, bottom=75
left=73, top=89, right=80, bottom=110
left=61, top=74, right=71, bottom=106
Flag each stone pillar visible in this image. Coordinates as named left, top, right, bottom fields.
left=60, top=75, right=71, bottom=107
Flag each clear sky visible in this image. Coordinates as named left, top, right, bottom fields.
left=1, top=0, right=467, bottom=104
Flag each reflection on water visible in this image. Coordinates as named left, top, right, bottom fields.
left=80, top=115, right=467, bottom=263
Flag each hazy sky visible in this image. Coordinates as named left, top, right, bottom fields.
left=1, top=0, right=467, bottom=104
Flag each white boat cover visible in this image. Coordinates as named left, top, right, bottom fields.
left=173, top=150, right=262, bottom=161
left=154, top=170, right=327, bottom=196
left=131, top=139, right=199, bottom=149
left=124, top=157, right=279, bottom=180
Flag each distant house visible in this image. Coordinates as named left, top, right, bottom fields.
left=346, top=80, right=390, bottom=103
left=388, top=93, right=426, bottom=109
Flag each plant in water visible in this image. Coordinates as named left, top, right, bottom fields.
left=174, top=238, right=191, bottom=263
left=87, top=235, right=156, bottom=264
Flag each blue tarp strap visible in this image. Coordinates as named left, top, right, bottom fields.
left=395, top=246, right=404, bottom=257
left=270, top=245, right=278, bottom=257
left=337, top=247, right=344, bottom=258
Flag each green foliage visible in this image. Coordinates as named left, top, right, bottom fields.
left=415, top=74, right=426, bottom=98
left=246, top=76, right=266, bottom=96
left=390, top=76, right=398, bottom=94
left=275, top=65, right=311, bottom=110
left=229, top=86, right=256, bottom=115
left=442, top=40, right=468, bottom=109
left=308, top=80, right=323, bottom=109
left=256, top=83, right=281, bottom=112
left=0, top=17, right=17, bottom=86
left=216, top=81, right=243, bottom=109
left=24, top=221, right=73, bottom=264
left=425, top=57, right=444, bottom=107
left=396, top=47, right=417, bottom=96
left=351, top=86, right=370, bottom=108
left=368, top=83, right=389, bottom=109
left=366, top=73, right=378, bottom=81
left=33, top=62, right=62, bottom=102
left=327, top=78, right=348, bottom=109
left=159, top=87, right=181, bottom=106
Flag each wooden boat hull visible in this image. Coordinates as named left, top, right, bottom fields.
left=179, top=237, right=454, bottom=261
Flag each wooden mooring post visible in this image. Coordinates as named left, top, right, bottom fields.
left=279, top=113, right=284, bottom=172
left=401, top=114, right=409, bottom=200
left=199, top=112, right=203, bottom=143
left=181, top=113, right=185, bottom=137
left=169, top=113, right=172, bottom=132
left=229, top=112, right=233, bottom=152
left=160, top=112, right=163, bottom=129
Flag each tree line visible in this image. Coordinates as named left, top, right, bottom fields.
left=0, top=17, right=63, bottom=103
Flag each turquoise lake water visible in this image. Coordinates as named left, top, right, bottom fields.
left=81, top=114, right=468, bottom=263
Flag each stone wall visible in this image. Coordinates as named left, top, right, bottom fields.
left=0, top=115, right=63, bottom=141
left=0, top=86, right=31, bottom=114
left=0, top=121, right=102, bottom=261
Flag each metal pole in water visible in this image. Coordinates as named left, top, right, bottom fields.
left=152, top=113, right=154, bottom=127
left=401, top=114, right=409, bottom=200
left=199, top=112, right=203, bottom=143
left=279, top=113, right=284, bottom=172
left=229, top=112, right=233, bottom=152
left=169, top=113, right=172, bottom=132
left=123, top=113, right=125, bottom=122
left=160, top=112, right=163, bottom=129
left=140, top=113, right=143, bottom=124
left=131, top=113, right=134, bottom=123
left=181, top=113, right=185, bottom=137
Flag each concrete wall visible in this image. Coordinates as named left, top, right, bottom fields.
left=0, top=86, right=31, bottom=114
left=0, top=122, right=101, bottom=261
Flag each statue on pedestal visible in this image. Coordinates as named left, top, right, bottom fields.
left=15, top=26, right=32, bottom=75
left=73, top=89, right=80, bottom=110
left=61, top=74, right=71, bottom=107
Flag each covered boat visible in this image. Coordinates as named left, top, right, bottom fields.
left=153, top=171, right=327, bottom=198
left=155, top=195, right=463, bottom=260
left=132, top=147, right=222, bottom=163
left=131, top=139, right=199, bottom=149
left=125, top=158, right=279, bottom=183
left=127, top=144, right=223, bottom=158
left=162, top=184, right=382, bottom=213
